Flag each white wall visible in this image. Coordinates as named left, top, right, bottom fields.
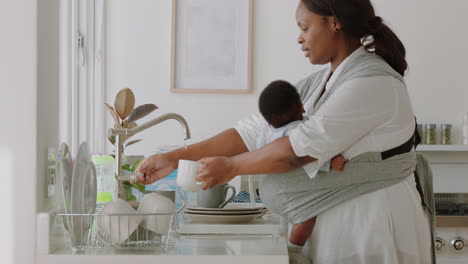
left=105, top=0, right=468, bottom=157
left=37, top=0, right=60, bottom=211
left=373, top=0, right=468, bottom=142
left=105, top=0, right=322, bottom=156
left=0, top=0, right=37, bottom=263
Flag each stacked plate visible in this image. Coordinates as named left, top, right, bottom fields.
left=56, top=142, right=97, bottom=247
left=185, top=204, right=267, bottom=224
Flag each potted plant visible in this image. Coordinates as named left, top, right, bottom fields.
left=105, top=87, right=158, bottom=201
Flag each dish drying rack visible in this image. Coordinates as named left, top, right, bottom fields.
left=54, top=201, right=185, bottom=251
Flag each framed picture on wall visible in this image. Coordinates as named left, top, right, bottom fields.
left=171, top=0, right=253, bottom=94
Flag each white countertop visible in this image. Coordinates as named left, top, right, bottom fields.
left=36, top=212, right=289, bottom=264
left=39, top=235, right=288, bottom=264
left=179, top=212, right=284, bottom=235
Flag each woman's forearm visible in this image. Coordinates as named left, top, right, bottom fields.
left=231, top=136, right=317, bottom=175
left=170, top=128, right=249, bottom=163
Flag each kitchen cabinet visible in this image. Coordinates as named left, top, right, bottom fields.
left=416, top=146, right=468, bottom=263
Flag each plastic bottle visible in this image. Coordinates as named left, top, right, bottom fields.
left=92, top=155, right=116, bottom=204
left=464, top=113, right=468, bottom=144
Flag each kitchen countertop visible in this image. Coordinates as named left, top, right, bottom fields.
left=179, top=212, right=284, bottom=235
left=39, top=235, right=288, bottom=264
left=36, top=212, right=289, bottom=264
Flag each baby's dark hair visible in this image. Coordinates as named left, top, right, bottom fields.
left=259, top=80, right=303, bottom=128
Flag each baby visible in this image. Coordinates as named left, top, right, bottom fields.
left=257, top=80, right=346, bottom=251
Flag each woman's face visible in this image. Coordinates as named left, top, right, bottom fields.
left=296, top=1, right=339, bottom=65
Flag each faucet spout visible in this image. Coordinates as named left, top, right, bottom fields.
left=108, top=112, right=191, bottom=200
left=109, top=113, right=191, bottom=140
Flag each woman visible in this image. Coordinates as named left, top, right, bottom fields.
left=137, top=0, right=432, bottom=262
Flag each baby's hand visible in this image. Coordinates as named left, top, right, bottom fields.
left=330, top=154, right=346, bottom=171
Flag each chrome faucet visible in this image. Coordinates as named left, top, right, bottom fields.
left=108, top=113, right=191, bottom=199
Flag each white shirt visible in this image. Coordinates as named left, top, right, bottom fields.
left=256, top=120, right=330, bottom=171
left=235, top=47, right=431, bottom=263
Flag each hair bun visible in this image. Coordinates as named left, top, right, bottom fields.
left=368, top=16, right=384, bottom=34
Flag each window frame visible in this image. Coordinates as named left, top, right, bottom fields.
left=59, top=0, right=107, bottom=154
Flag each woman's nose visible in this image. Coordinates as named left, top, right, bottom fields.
left=297, top=34, right=304, bottom=44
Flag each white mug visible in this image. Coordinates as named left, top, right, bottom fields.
left=138, top=193, right=175, bottom=235
left=176, top=160, right=203, bottom=191
left=97, top=199, right=140, bottom=244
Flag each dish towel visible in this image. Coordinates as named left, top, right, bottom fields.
left=232, top=190, right=262, bottom=203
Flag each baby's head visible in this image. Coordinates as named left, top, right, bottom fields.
left=259, top=80, right=304, bottom=128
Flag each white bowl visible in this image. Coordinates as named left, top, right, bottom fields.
left=97, top=199, right=141, bottom=244
left=138, top=193, right=176, bottom=235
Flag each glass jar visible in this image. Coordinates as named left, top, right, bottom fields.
left=424, top=124, right=437, bottom=145
left=440, top=124, right=452, bottom=145
left=417, top=124, right=423, bottom=142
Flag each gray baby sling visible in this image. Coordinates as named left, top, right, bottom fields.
left=260, top=49, right=409, bottom=222
left=259, top=49, right=436, bottom=263
left=260, top=151, right=417, bottom=224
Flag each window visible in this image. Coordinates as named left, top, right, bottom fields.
left=60, top=0, right=106, bottom=153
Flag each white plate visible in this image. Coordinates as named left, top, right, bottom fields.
left=224, top=203, right=265, bottom=209
left=56, top=143, right=73, bottom=232
left=187, top=205, right=266, bottom=212
left=185, top=209, right=263, bottom=215
left=70, top=142, right=97, bottom=246
left=187, top=212, right=263, bottom=224
left=61, top=144, right=73, bottom=205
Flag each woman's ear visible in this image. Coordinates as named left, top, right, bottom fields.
left=330, top=16, right=342, bottom=32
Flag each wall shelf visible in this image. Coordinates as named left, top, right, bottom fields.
left=417, top=145, right=468, bottom=152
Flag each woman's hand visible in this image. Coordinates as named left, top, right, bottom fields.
left=196, top=156, right=237, bottom=190
left=135, top=154, right=177, bottom=185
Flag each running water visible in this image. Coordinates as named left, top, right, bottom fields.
left=184, top=139, right=188, bottom=149
left=248, top=175, right=256, bottom=208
